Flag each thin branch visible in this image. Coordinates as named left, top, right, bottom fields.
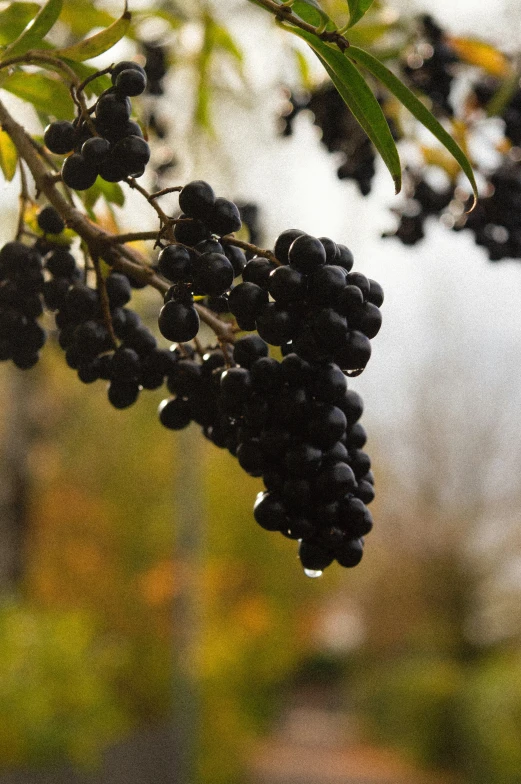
left=109, top=231, right=161, bottom=244
left=15, top=159, right=31, bottom=242
left=91, top=251, right=118, bottom=348
left=248, top=0, right=350, bottom=51
left=149, top=186, right=183, bottom=200
left=221, top=235, right=280, bottom=265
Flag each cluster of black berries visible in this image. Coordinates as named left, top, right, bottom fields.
left=383, top=178, right=453, bottom=246
left=157, top=335, right=375, bottom=574
left=157, top=181, right=244, bottom=343
left=0, top=240, right=46, bottom=369
left=43, top=62, right=150, bottom=190
left=401, top=15, right=459, bottom=117
left=158, top=346, right=227, bottom=432
left=228, top=337, right=374, bottom=573
left=229, top=230, right=383, bottom=373
left=46, top=266, right=177, bottom=409
left=455, top=163, right=521, bottom=261
left=471, top=76, right=521, bottom=147
left=280, top=85, right=379, bottom=195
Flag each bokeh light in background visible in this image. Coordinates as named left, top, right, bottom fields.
left=2, top=0, right=521, bottom=783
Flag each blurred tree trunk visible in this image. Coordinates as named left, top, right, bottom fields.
left=172, top=424, right=206, bottom=784
left=0, top=369, right=33, bottom=592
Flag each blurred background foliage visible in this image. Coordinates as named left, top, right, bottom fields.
left=3, top=0, right=521, bottom=782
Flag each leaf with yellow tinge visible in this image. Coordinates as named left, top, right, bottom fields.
left=55, top=7, right=131, bottom=62
left=0, top=130, right=18, bottom=182
left=449, top=37, right=511, bottom=78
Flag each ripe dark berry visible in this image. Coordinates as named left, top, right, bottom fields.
left=224, top=245, right=247, bottom=277
left=268, top=265, right=306, bottom=303
left=288, top=234, right=326, bottom=273
left=179, top=180, right=215, bottom=219
left=274, top=229, right=305, bottom=265
left=158, top=245, right=193, bottom=282
left=96, top=92, right=131, bottom=128
left=298, top=540, right=335, bottom=571
left=44, top=121, right=76, bottom=154
left=233, top=335, right=269, bottom=368
left=367, top=279, right=384, bottom=307
left=45, top=249, right=78, bottom=278
left=208, top=197, right=242, bottom=236
left=242, top=257, right=277, bottom=288
left=112, top=135, right=150, bottom=175
left=192, top=252, right=234, bottom=297
left=37, top=206, right=65, bottom=235
left=105, top=274, right=132, bottom=308
left=253, top=491, right=287, bottom=531
left=61, top=154, right=98, bottom=191
left=111, top=61, right=146, bottom=85
left=81, top=137, right=110, bottom=168
left=97, top=154, right=128, bottom=183
left=158, top=299, right=200, bottom=342
left=335, top=537, right=364, bottom=568
left=228, top=282, right=268, bottom=323
left=174, top=215, right=211, bottom=246
left=255, top=302, right=298, bottom=345
left=159, top=398, right=192, bottom=430
left=115, top=68, right=147, bottom=96
left=108, top=380, right=140, bottom=409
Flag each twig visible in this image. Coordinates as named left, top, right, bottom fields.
left=221, top=235, right=280, bottom=265
left=248, top=0, right=350, bottom=51
left=15, top=159, right=31, bottom=242
left=149, top=186, right=183, bottom=200
left=91, top=251, right=117, bottom=348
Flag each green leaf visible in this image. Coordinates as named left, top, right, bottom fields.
left=3, top=0, right=63, bottom=58
left=1, top=71, right=74, bottom=120
left=212, top=24, right=243, bottom=64
left=347, top=0, right=376, bottom=28
left=55, top=8, right=131, bottom=62
left=58, top=5, right=116, bottom=40
left=81, top=178, right=125, bottom=213
left=0, top=130, right=18, bottom=181
left=288, top=28, right=401, bottom=193
left=0, top=3, right=41, bottom=47
left=98, top=179, right=125, bottom=208
left=292, top=0, right=331, bottom=27
left=348, top=45, right=478, bottom=205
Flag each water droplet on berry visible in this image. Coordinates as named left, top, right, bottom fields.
left=303, top=568, right=323, bottom=579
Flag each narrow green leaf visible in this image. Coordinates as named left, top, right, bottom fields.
left=292, top=0, right=331, bottom=27
left=0, top=130, right=18, bottom=181
left=58, top=5, right=116, bottom=39
left=55, top=8, right=131, bottom=62
left=292, top=46, right=313, bottom=90
left=288, top=28, right=401, bottom=192
left=212, top=24, right=243, bottom=64
left=1, top=71, right=74, bottom=120
left=347, top=0, right=376, bottom=28
left=0, top=3, right=41, bottom=47
left=3, top=0, right=63, bottom=58
left=348, top=45, right=478, bottom=205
